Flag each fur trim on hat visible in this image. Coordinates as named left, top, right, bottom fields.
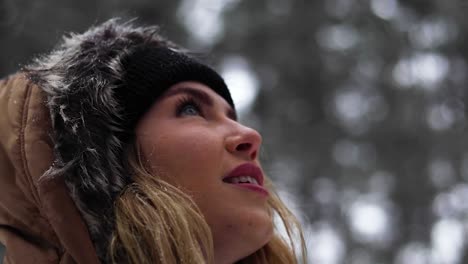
left=24, top=19, right=184, bottom=261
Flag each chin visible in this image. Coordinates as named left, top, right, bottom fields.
left=257, top=219, right=274, bottom=248
left=248, top=205, right=274, bottom=244
left=221, top=229, right=273, bottom=264
left=242, top=214, right=274, bottom=258
left=213, top=210, right=274, bottom=264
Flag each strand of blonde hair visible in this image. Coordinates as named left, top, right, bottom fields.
left=109, top=144, right=307, bottom=263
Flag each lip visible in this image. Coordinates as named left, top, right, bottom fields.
left=223, top=163, right=268, bottom=196
left=224, top=163, right=264, bottom=186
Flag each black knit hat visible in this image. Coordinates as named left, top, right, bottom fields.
left=118, top=45, right=234, bottom=131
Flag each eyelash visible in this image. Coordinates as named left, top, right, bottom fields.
left=175, top=96, right=203, bottom=117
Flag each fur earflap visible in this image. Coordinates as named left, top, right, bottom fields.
left=24, top=19, right=182, bottom=261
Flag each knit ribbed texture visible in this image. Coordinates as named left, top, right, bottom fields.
left=118, top=46, right=234, bottom=130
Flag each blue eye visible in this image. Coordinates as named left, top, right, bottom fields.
left=176, top=98, right=203, bottom=117
left=180, top=104, right=199, bottom=116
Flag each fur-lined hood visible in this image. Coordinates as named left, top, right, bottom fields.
left=0, top=19, right=229, bottom=263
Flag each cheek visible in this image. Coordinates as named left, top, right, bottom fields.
left=140, top=128, right=224, bottom=185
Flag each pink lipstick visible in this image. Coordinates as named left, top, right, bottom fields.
left=223, top=163, right=269, bottom=196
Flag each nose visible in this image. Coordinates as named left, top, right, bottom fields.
left=225, top=123, right=262, bottom=160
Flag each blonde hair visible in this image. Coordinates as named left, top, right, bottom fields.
left=109, top=144, right=307, bottom=263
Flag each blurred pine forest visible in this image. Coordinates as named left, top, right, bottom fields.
left=1, top=0, right=468, bottom=263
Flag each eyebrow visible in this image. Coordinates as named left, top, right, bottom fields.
left=162, top=86, right=237, bottom=121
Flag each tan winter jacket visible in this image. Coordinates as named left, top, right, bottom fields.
left=0, top=73, right=100, bottom=263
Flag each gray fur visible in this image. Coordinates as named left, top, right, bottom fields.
left=24, top=18, right=181, bottom=261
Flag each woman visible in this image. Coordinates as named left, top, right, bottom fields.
left=0, top=19, right=306, bottom=263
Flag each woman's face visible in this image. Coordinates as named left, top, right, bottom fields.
left=135, top=81, right=273, bottom=262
